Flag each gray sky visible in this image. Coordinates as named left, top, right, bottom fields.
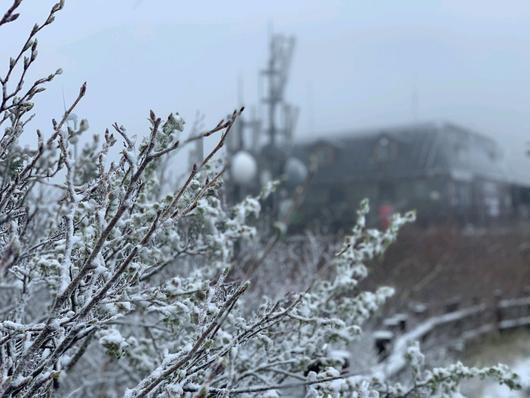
left=5, top=0, right=530, bottom=181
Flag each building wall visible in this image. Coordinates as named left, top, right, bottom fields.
left=291, top=122, right=520, bottom=231
left=293, top=175, right=514, bottom=231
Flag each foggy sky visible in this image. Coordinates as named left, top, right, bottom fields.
left=4, top=0, right=530, bottom=182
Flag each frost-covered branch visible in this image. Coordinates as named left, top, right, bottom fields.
left=0, top=2, right=522, bottom=398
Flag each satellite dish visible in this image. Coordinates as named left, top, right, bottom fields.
left=231, top=151, right=257, bottom=186
left=285, top=157, right=308, bottom=186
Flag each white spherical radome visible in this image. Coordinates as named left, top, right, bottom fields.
left=231, top=151, right=258, bottom=186
left=285, top=157, right=308, bottom=186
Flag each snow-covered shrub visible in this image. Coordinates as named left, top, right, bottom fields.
left=0, top=1, right=521, bottom=397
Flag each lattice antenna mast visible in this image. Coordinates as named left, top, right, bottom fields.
left=261, top=33, right=296, bottom=148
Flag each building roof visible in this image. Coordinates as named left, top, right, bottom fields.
left=294, top=121, right=510, bottom=183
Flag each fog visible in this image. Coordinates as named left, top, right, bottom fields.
left=5, top=0, right=530, bottom=182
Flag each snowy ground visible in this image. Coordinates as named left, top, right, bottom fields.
left=460, top=330, right=530, bottom=397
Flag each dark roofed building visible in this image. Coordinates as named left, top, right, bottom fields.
left=293, top=121, right=513, bottom=230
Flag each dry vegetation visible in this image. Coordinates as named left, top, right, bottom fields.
left=364, top=225, right=530, bottom=309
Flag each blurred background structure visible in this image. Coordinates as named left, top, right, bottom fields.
left=294, top=121, right=526, bottom=230
left=225, top=33, right=530, bottom=232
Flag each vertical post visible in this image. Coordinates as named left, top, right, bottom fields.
left=374, top=330, right=394, bottom=361
left=493, top=289, right=503, bottom=333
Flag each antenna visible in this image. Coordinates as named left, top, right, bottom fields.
left=225, top=29, right=299, bottom=210
left=261, top=32, right=297, bottom=148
